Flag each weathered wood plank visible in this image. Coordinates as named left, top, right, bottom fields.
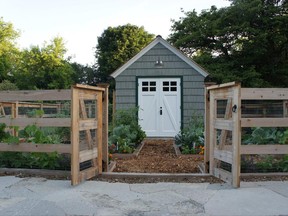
left=0, top=143, right=71, bottom=153
left=210, top=88, right=234, bottom=99
left=71, top=87, right=80, bottom=186
left=231, top=84, right=241, bottom=188
left=79, top=100, right=93, bottom=148
left=97, top=93, right=103, bottom=174
left=79, top=91, right=98, bottom=100
left=214, top=168, right=232, bottom=185
left=214, top=149, right=233, bottom=164
left=241, top=88, right=288, bottom=100
left=241, top=144, right=288, bottom=155
left=241, top=118, right=288, bottom=127
left=79, top=119, right=98, bottom=131
left=79, top=167, right=98, bottom=183
left=79, top=148, right=98, bottom=163
left=207, top=82, right=237, bottom=90
left=214, top=119, right=233, bottom=131
left=219, top=98, right=232, bottom=148
left=98, top=83, right=109, bottom=172
left=0, top=118, right=71, bottom=127
left=74, top=84, right=105, bottom=92
left=0, top=90, right=71, bottom=101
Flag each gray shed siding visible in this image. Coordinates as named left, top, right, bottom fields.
left=115, top=43, right=205, bottom=127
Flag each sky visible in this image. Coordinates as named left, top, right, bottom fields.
left=0, top=0, right=231, bottom=66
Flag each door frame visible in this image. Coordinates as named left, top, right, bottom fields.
left=136, top=76, right=183, bottom=134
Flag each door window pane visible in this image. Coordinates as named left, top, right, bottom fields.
left=162, top=81, right=177, bottom=92
left=142, top=81, right=157, bottom=92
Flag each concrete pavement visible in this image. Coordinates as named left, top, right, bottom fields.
left=0, top=176, right=288, bottom=216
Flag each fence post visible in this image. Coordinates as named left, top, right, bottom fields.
left=97, top=83, right=109, bottom=172
left=232, top=84, right=241, bottom=188
left=71, top=86, right=80, bottom=185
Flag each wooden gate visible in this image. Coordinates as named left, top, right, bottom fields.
left=205, top=82, right=241, bottom=188
left=205, top=82, right=288, bottom=188
left=71, top=84, right=107, bottom=185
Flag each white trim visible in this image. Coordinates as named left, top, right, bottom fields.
left=110, top=36, right=209, bottom=78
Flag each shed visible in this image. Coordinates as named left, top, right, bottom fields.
left=110, top=35, right=209, bottom=137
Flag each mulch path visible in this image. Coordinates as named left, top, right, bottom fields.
left=112, top=139, right=202, bottom=173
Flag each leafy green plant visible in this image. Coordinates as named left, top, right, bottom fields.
left=242, top=127, right=288, bottom=145
left=0, top=124, right=65, bottom=170
left=277, top=155, right=288, bottom=172
left=256, top=156, right=274, bottom=172
left=241, top=154, right=288, bottom=173
left=109, top=124, right=137, bottom=153
left=0, top=123, right=10, bottom=141
left=175, top=114, right=204, bottom=154
left=26, top=109, right=45, bottom=118
left=109, top=107, right=146, bottom=153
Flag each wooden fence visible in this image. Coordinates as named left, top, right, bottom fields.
left=0, top=84, right=109, bottom=186
left=205, top=82, right=288, bottom=187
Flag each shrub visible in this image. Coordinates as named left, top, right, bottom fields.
left=0, top=80, right=18, bottom=90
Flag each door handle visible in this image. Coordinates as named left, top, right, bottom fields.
left=160, top=107, right=162, bottom=115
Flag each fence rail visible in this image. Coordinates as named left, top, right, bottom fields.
left=0, top=84, right=109, bottom=186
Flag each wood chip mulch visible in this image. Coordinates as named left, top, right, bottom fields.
left=112, top=139, right=202, bottom=173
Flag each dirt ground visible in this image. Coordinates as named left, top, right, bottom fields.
left=112, top=139, right=202, bottom=173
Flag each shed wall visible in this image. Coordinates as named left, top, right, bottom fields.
left=115, top=43, right=205, bottom=127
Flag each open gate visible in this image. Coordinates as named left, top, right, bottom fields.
left=205, top=82, right=241, bottom=188
left=71, top=84, right=108, bottom=185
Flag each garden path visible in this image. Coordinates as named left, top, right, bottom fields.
left=113, top=139, right=202, bottom=173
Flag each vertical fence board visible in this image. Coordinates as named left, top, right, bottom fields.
left=71, top=87, right=80, bottom=186
left=231, top=84, right=241, bottom=188
left=97, top=92, right=103, bottom=174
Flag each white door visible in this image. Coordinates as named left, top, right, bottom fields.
left=138, top=78, right=181, bottom=137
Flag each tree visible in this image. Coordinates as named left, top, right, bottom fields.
left=12, top=37, right=75, bottom=89
left=95, top=24, right=154, bottom=82
left=168, top=0, right=288, bottom=87
left=70, top=63, right=98, bottom=85
left=0, top=80, right=18, bottom=90
left=0, top=17, right=20, bottom=82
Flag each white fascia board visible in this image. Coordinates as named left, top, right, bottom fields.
left=158, top=38, right=209, bottom=77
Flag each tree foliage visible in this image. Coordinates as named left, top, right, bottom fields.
left=0, top=17, right=20, bottom=82
left=0, top=80, right=18, bottom=90
left=168, top=0, right=288, bottom=87
left=70, top=63, right=97, bottom=85
left=12, top=37, right=75, bottom=89
left=95, top=24, right=154, bottom=82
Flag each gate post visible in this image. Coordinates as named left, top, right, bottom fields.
left=204, top=82, right=216, bottom=173
left=97, top=83, right=109, bottom=172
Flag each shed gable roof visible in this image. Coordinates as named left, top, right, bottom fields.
left=110, top=36, right=209, bottom=78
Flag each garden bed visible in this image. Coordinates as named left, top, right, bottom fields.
left=111, top=139, right=203, bottom=173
